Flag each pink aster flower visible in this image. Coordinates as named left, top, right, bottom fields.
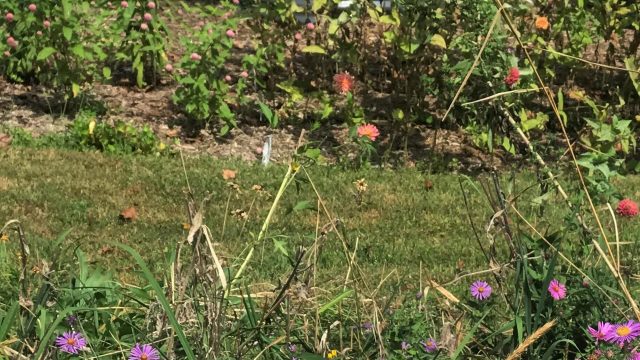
left=140, top=23, right=148, bottom=31
left=143, top=13, right=152, bottom=22
left=605, top=320, right=640, bottom=346
left=240, top=71, right=248, bottom=78
left=147, top=1, right=156, bottom=9
left=55, top=331, right=87, bottom=354
left=190, top=52, right=201, bottom=61
left=357, top=124, right=380, bottom=142
left=129, top=343, right=160, bottom=360
left=43, top=20, right=51, bottom=28
left=470, top=280, right=492, bottom=301
left=616, top=198, right=639, bottom=217
left=306, top=22, right=315, bottom=30
left=28, top=4, right=37, bottom=12
left=548, top=279, right=566, bottom=301
left=630, top=351, right=640, bottom=360
left=420, top=338, right=437, bottom=353
left=121, top=1, right=128, bottom=8
left=588, top=322, right=613, bottom=343
left=226, top=29, right=235, bottom=38
left=504, top=67, right=520, bottom=87
left=5, top=12, right=14, bottom=22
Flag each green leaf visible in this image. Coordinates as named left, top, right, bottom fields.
left=136, top=63, right=144, bottom=88
left=430, top=34, right=447, bottom=49
left=112, top=242, right=196, bottom=359
left=37, top=47, right=56, bottom=61
left=102, top=67, right=111, bottom=78
left=292, top=200, right=315, bottom=212
left=301, top=45, right=326, bottom=54
left=258, top=102, right=273, bottom=120
left=319, top=289, right=353, bottom=314
left=63, top=27, right=72, bottom=41
left=312, top=0, right=326, bottom=12
left=72, top=83, right=80, bottom=98
left=624, top=57, right=640, bottom=97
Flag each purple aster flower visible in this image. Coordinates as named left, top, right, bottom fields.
left=630, top=351, right=640, bottom=360
left=420, top=338, right=437, bottom=353
left=548, top=279, right=566, bottom=301
left=470, top=280, right=492, bottom=301
left=362, top=321, right=373, bottom=331
left=605, top=320, right=640, bottom=346
left=55, top=331, right=87, bottom=354
left=400, top=341, right=410, bottom=351
left=288, top=343, right=297, bottom=353
left=588, top=322, right=613, bottom=343
left=416, top=291, right=424, bottom=300
left=129, top=343, right=160, bottom=360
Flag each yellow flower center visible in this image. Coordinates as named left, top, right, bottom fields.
left=477, top=287, right=485, bottom=293
left=552, top=285, right=559, bottom=292
left=66, top=338, right=76, bottom=346
left=141, top=355, right=148, bottom=360
left=617, top=326, right=631, bottom=337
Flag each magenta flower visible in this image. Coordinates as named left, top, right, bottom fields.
left=121, top=1, right=128, bottom=8
left=470, top=280, right=492, bottom=301
left=226, top=29, right=235, bottom=38
left=143, top=13, right=153, bottom=22
left=306, top=22, right=315, bottom=30
left=5, top=12, right=14, bottom=22
left=7, top=37, right=18, bottom=49
left=147, top=1, right=156, bottom=9
left=28, top=4, right=37, bottom=12
left=55, top=331, right=87, bottom=354
left=630, top=351, right=640, bottom=360
left=605, top=320, right=640, bottom=346
left=588, top=322, right=613, bottom=343
left=420, top=338, right=437, bottom=353
left=548, top=279, right=566, bottom=301
left=129, top=343, right=160, bottom=360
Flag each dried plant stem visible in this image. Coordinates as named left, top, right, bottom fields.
left=461, top=87, right=549, bottom=106
left=538, top=47, right=640, bottom=73
left=494, top=0, right=640, bottom=320
left=505, top=319, right=556, bottom=360
left=606, top=203, right=621, bottom=271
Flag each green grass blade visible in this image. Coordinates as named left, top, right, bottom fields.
left=112, top=242, right=196, bottom=359
left=451, top=312, right=487, bottom=359
left=0, top=301, right=19, bottom=340
left=319, top=289, right=353, bottom=314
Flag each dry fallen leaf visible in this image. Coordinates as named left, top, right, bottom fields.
left=222, top=169, right=236, bottom=180
left=0, top=133, right=11, bottom=148
left=165, top=128, right=180, bottom=138
left=119, top=206, right=137, bottom=221
left=424, top=179, right=434, bottom=191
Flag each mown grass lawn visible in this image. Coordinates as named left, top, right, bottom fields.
left=2, top=148, right=640, bottom=298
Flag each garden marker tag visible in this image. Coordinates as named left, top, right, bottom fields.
left=262, top=135, right=272, bottom=166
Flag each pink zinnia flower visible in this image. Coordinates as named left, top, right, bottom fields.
left=548, top=279, right=566, bottom=300
left=55, top=332, right=87, bottom=354
left=357, top=124, right=380, bottom=142
left=190, top=53, right=201, bottom=61
left=147, top=1, right=156, bottom=9
left=140, top=23, right=148, bottom=31
left=121, top=1, right=128, bottom=8
left=224, top=75, right=232, bottom=82
left=28, top=4, right=37, bottom=12
left=5, top=12, right=14, bottom=22
left=306, top=22, right=315, bottom=30
left=226, top=29, right=235, bottom=37
left=420, top=338, right=437, bottom=353
left=7, top=37, right=18, bottom=49
left=294, top=32, right=302, bottom=41
left=43, top=20, right=51, bottom=28
left=504, top=67, right=520, bottom=87
left=129, top=343, right=160, bottom=360
left=588, top=322, right=613, bottom=343
left=143, top=13, right=152, bottom=22
left=164, top=63, right=173, bottom=72
left=616, top=198, right=639, bottom=217
left=470, top=280, right=492, bottom=301
left=240, top=71, right=248, bottom=78
left=605, top=320, right=640, bottom=346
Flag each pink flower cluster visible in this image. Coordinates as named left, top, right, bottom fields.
left=616, top=198, right=639, bottom=217
left=504, top=67, right=520, bottom=87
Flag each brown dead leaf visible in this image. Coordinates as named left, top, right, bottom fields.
left=165, top=128, right=179, bottom=138
left=98, top=245, right=114, bottom=255
left=119, top=206, right=137, bottom=221
left=222, top=169, right=236, bottom=180
left=0, top=133, right=11, bottom=148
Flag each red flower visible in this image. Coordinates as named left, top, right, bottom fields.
left=357, top=124, right=380, bottom=141
left=333, top=72, right=354, bottom=94
left=616, top=198, right=639, bottom=217
left=504, top=67, right=520, bottom=87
